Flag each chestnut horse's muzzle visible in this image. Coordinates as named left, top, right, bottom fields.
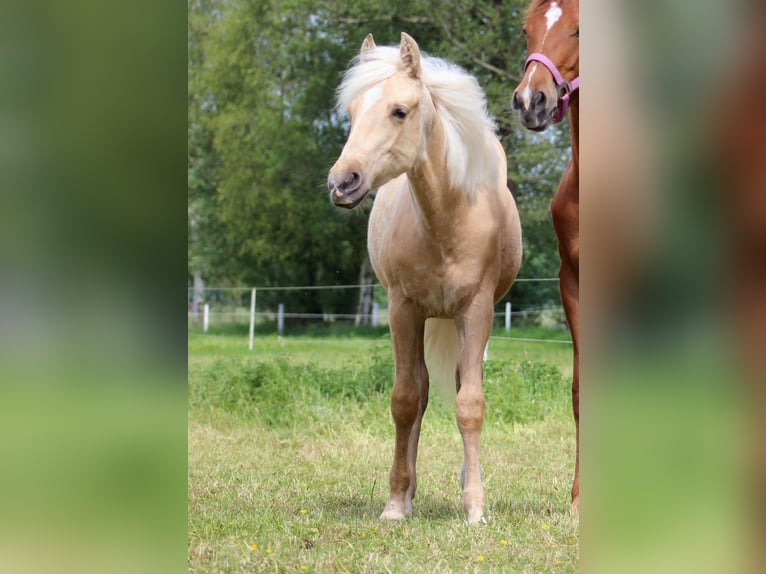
left=512, top=89, right=552, bottom=131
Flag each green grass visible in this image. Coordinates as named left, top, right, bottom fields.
left=188, top=329, right=578, bottom=573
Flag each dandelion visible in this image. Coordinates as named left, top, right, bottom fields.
left=500, top=539, right=508, bottom=545
left=477, top=555, right=485, bottom=562
left=555, top=560, right=562, bottom=566
left=300, top=566, right=308, bottom=572
left=250, top=544, right=258, bottom=551
left=266, top=548, right=273, bottom=554
left=300, top=509, right=308, bottom=515
left=541, top=523, right=549, bottom=530
left=360, top=532, right=367, bottom=539
left=567, top=539, right=574, bottom=545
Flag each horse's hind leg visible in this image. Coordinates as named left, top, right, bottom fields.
left=380, top=298, right=427, bottom=521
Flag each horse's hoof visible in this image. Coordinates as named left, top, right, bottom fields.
left=379, top=509, right=406, bottom=521
left=466, top=510, right=486, bottom=525
left=379, top=501, right=409, bottom=521
left=570, top=495, right=579, bottom=515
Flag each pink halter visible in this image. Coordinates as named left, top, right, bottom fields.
left=525, top=53, right=579, bottom=123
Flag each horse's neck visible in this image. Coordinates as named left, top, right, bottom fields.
left=406, top=120, right=464, bottom=235
left=569, top=96, right=579, bottom=172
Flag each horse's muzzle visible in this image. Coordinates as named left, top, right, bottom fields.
left=512, top=90, right=552, bottom=132
left=328, top=170, right=367, bottom=209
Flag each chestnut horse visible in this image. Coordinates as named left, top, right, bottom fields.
left=512, top=0, right=580, bottom=513
left=328, top=33, right=522, bottom=524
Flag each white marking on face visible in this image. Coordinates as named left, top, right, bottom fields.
left=521, top=65, right=538, bottom=109
left=360, top=86, right=383, bottom=116
left=545, top=2, right=563, bottom=31
left=539, top=2, right=562, bottom=48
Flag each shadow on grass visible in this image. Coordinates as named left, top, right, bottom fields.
left=321, top=492, right=462, bottom=523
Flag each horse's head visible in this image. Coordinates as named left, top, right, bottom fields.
left=328, top=33, right=434, bottom=209
left=512, top=0, right=579, bottom=131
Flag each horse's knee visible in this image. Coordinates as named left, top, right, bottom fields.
left=455, top=386, right=484, bottom=432
left=390, top=382, right=419, bottom=427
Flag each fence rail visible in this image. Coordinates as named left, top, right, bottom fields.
left=187, top=279, right=570, bottom=347
left=186, top=277, right=559, bottom=294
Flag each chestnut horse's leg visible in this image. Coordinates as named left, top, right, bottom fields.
left=380, top=295, right=428, bottom=521
left=560, top=257, right=579, bottom=514
left=552, top=164, right=580, bottom=514
left=455, top=294, right=494, bottom=524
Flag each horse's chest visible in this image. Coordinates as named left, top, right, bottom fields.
left=368, top=186, right=490, bottom=315
left=390, top=259, right=478, bottom=315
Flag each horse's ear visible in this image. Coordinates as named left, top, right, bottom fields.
left=360, top=34, right=376, bottom=56
left=399, top=32, right=421, bottom=79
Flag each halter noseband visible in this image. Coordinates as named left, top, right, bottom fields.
left=525, top=53, right=579, bottom=123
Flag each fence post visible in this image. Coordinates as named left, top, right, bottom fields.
left=249, top=288, right=256, bottom=351
left=372, top=303, right=379, bottom=327
left=203, top=304, right=209, bottom=333
left=505, top=301, right=511, bottom=332
left=277, top=303, right=284, bottom=335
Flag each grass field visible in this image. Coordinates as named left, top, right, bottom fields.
left=188, top=326, right=578, bottom=573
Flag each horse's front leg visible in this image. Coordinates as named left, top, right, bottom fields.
left=380, top=297, right=427, bottom=521
left=455, top=296, right=494, bottom=524
left=553, top=167, right=579, bottom=514
left=559, top=255, right=579, bottom=514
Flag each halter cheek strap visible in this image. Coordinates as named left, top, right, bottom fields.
left=525, top=53, right=579, bottom=123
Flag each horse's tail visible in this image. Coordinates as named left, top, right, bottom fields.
left=424, top=318, right=459, bottom=402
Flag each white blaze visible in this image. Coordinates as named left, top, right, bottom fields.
left=540, top=2, right=563, bottom=48
left=360, top=86, right=383, bottom=116
left=545, top=2, right=563, bottom=31
left=520, top=65, right=538, bottom=109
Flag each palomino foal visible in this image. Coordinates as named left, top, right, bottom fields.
left=329, top=33, right=522, bottom=524
left=512, top=0, right=580, bottom=513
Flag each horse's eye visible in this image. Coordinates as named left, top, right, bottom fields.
left=392, top=107, right=407, bottom=120
left=521, top=28, right=528, bottom=37
left=573, top=28, right=579, bottom=38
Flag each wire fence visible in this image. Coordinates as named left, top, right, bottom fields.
left=187, top=279, right=571, bottom=346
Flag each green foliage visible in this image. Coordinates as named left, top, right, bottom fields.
left=484, top=360, right=569, bottom=424
left=189, top=343, right=568, bottom=428
left=189, top=354, right=390, bottom=428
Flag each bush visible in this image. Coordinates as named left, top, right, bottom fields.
left=189, top=350, right=569, bottom=429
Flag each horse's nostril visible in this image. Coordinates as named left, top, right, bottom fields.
left=340, top=172, right=361, bottom=192
left=511, top=91, right=522, bottom=111
left=347, top=172, right=360, bottom=188
left=534, top=91, right=546, bottom=107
